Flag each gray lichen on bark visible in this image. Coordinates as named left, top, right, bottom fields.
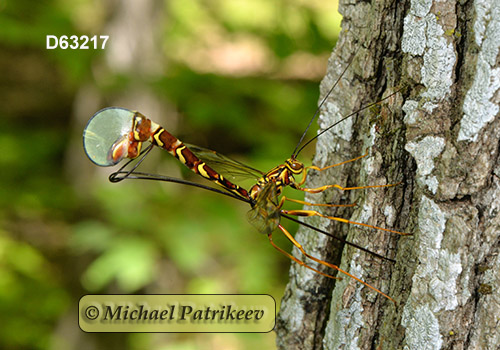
left=276, top=0, right=500, bottom=349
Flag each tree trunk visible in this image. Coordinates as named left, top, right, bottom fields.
left=276, top=0, right=500, bottom=349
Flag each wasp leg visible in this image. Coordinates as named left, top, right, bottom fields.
left=267, top=231, right=341, bottom=280
left=296, top=181, right=401, bottom=194
left=281, top=209, right=409, bottom=236
left=294, top=150, right=401, bottom=194
left=282, top=196, right=356, bottom=208
left=297, top=149, right=369, bottom=186
left=273, top=224, right=396, bottom=304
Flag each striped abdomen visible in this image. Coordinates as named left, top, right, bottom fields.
left=149, top=124, right=250, bottom=200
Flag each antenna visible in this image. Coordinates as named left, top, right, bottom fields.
left=291, top=46, right=361, bottom=158
left=294, top=88, right=402, bottom=156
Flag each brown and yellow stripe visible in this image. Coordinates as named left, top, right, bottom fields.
left=150, top=126, right=249, bottom=199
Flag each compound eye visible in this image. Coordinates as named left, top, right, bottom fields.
left=289, top=160, right=303, bottom=171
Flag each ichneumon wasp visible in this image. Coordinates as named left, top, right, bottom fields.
left=82, top=53, right=408, bottom=303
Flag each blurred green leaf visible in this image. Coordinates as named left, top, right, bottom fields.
left=70, top=220, right=115, bottom=253
left=0, top=0, right=340, bottom=348
left=82, top=237, right=157, bottom=292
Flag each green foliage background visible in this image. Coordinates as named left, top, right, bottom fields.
left=0, top=0, right=340, bottom=349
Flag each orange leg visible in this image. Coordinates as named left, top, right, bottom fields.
left=297, top=150, right=369, bottom=186
left=267, top=232, right=341, bottom=280
left=295, top=149, right=401, bottom=194
left=274, top=224, right=396, bottom=304
left=281, top=209, right=409, bottom=236
left=282, top=196, right=357, bottom=208
left=297, top=182, right=402, bottom=194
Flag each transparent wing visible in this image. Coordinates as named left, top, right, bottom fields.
left=246, top=181, right=281, bottom=235
left=186, top=143, right=264, bottom=182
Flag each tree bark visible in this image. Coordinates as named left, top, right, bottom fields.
left=276, top=0, right=500, bottom=349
